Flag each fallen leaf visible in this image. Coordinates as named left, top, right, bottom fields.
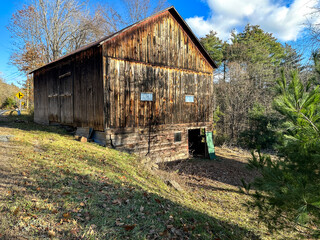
left=13, top=206, right=20, bottom=216
left=154, top=198, right=161, bottom=203
left=48, top=230, right=55, bottom=237
left=112, top=199, right=122, bottom=205
left=80, top=202, right=85, bottom=207
left=123, top=224, right=136, bottom=231
left=70, top=228, right=78, bottom=236
left=63, top=212, right=71, bottom=219
left=51, top=209, right=58, bottom=214
left=159, top=230, right=168, bottom=236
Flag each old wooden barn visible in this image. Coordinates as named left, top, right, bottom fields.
left=31, top=6, right=217, bottom=161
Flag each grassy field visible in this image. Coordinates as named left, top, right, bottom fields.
left=0, top=114, right=299, bottom=239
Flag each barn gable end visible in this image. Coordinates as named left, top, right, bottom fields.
left=102, top=9, right=214, bottom=73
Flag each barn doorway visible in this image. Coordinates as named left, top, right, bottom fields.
left=188, top=128, right=207, bottom=158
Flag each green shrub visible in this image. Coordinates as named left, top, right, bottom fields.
left=1, top=97, right=17, bottom=109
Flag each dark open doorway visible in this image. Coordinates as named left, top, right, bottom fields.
left=188, top=128, right=207, bottom=158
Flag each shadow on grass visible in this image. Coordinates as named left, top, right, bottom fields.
left=0, top=115, right=262, bottom=239
left=160, top=154, right=259, bottom=188
left=0, top=114, right=74, bottom=137
left=0, top=155, right=261, bottom=240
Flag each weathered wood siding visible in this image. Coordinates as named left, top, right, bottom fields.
left=103, top=11, right=213, bottom=74
left=105, top=58, right=212, bottom=128
left=73, top=47, right=104, bottom=130
left=34, top=70, right=49, bottom=124
left=33, top=46, right=104, bottom=131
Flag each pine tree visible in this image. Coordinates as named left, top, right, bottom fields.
left=247, top=67, right=320, bottom=237
left=200, top=31, right=225, bottom=67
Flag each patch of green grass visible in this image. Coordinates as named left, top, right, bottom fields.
left=0, top=115, right=297, bottom=239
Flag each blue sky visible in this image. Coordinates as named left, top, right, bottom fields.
left=0, top=1, right=25, bottom=85
left=0, top=0, right=318, bottom=85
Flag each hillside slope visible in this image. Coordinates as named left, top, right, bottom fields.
left=0, top=115, right=297, bottom=239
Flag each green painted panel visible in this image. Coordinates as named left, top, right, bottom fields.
left=206, top=131, right=216, bottom=160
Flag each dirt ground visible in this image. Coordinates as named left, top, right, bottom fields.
left=158, top=146, right=259, bottom=190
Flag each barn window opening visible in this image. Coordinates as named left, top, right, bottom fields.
left=174, top=132, right=182, bottom=142
left=185, top=95, right=194, bottom=103
left=140, top=92, right=153, bottom=101
left=188, top=128, right=206, bottom=157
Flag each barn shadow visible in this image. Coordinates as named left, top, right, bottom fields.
left=159, top=153, right=259, bottom=188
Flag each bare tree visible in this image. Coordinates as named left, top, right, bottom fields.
left=8, top=0, right=111, bottom=110
left=8, top=0, right=108, bottom=69
left=99, top=0, right=168, bottom=32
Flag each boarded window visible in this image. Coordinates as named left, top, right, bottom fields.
left=185, top=95, right=194, bottom=103
left=140, top=92, right=153, bottom=101
left=174, top=132, right=182, bottom=142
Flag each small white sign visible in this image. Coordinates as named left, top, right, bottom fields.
left=140, top=92, right=153, bottom=101
left=185, top=95, right=194, bottom=103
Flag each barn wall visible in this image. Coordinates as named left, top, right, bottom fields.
left=105, top=58, right=213, bottom=128
left=106, top=122, right=212, bottom=162
left=34, top=46, right=104, bottom=131
left=34, top=70, right=49, bottom=124
left=73, top=47, right=104, bottom=131
left=102, top=11, right=214, bottom=160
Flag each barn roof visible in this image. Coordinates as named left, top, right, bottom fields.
left=30, top=6, right=217, bottom=73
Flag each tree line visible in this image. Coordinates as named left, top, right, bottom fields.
left=200, top=25, right=307, bottom=148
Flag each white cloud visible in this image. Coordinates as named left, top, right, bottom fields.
left=186, top=0, right=319, bottom=41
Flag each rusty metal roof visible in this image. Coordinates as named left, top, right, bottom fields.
left=30, top=6, right=217, bottom=73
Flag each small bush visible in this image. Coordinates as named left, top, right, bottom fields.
left=1, top=97, right=17, bottom=109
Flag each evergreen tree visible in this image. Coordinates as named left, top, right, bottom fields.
left=200, top=31, right=225, bottom=67
left=281, top=43, right=303, bottom=72
left=247, top=67, right=320, bottom=237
